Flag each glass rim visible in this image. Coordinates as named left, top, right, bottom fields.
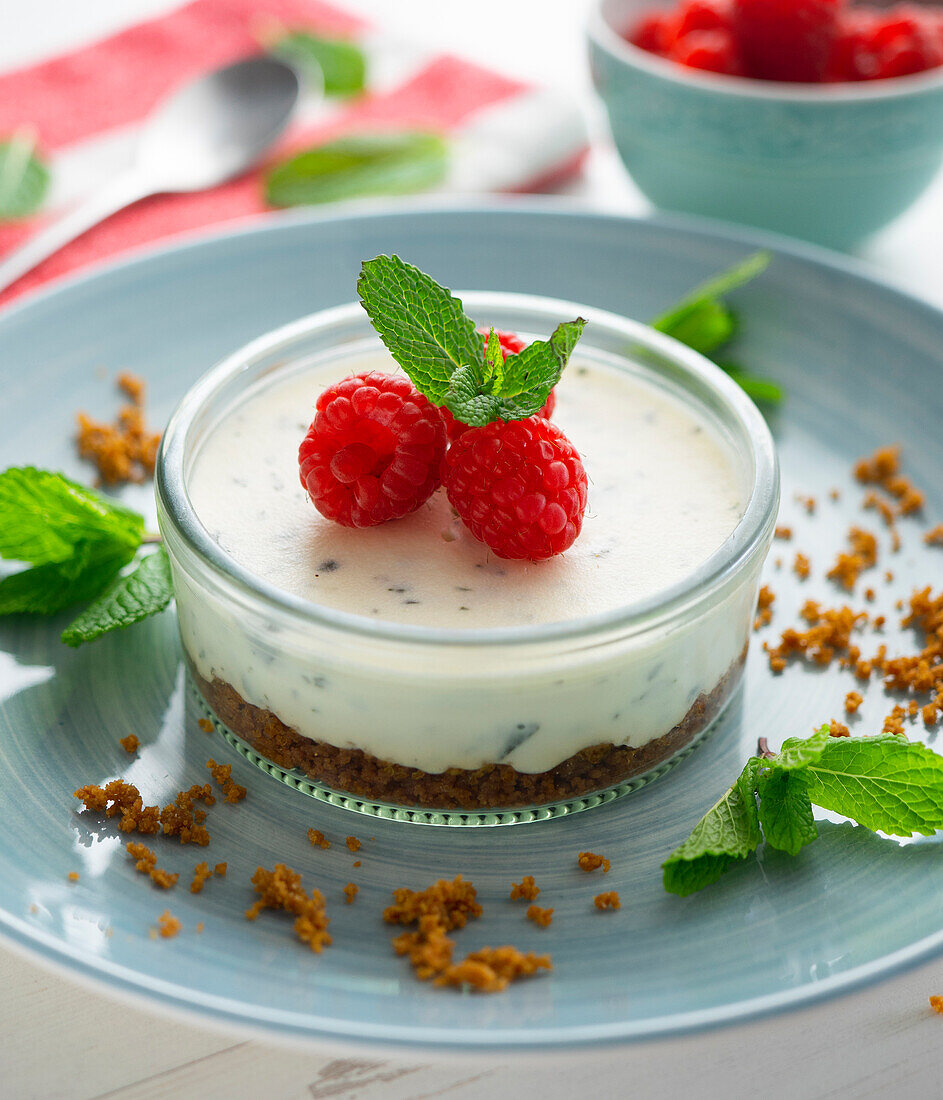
left=155, top=291, right=779, bottom=649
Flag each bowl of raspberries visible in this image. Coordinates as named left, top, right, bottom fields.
left=588, top=0, right=943, bottom=248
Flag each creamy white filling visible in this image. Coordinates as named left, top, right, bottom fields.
left=174, top=347, right=755, bottom=775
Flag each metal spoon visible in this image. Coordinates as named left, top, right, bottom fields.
left=0, top=56, right=300, bottom=294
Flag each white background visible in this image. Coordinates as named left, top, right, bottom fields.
left=4, top=2, right=943, bottom=1097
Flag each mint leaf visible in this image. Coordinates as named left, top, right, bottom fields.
left=493, top=319, right=586, bottom=411
left=266, top=133, right=447, bottom=208
left=0, top=131, right=49, bottom=221
left=652, top=251, right=771, bottom=335
left=655, top=298, right=736, bottom=355
left=758, top=769, right=817, bottom=856
left=720, top=365, right=784, bottom=406
left=649, top=252, right=781, bottom=406
left=62, top=546, right=173, bottom=646
left=771, top=724, right=832, bottom=771
left=483, top=327, right=505, bottom=391
left=358, top=254, right=484, bottom=403
left=443, top=365, right=497, bottom=429
left=662, top=759, right=762, bottom=897
left=664, top=727, right=943, bottom=896
left=360, top=256, right=585, bottom=426
left=0, top=467, right=143, bottom=566
left=805, top=736, right=943, bottom=837
left=0, top=540, right=136, bottom=616
left=0, top=465, right=147, bottom=621
left=272, top=31, right=366, bottom=95
left=445, top=318, right=587, bottom=427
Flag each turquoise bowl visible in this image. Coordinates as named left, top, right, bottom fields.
left=588, top=0, right=943, bottom=250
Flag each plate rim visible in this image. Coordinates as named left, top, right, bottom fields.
left=3, top=195, right=943, bottom=1050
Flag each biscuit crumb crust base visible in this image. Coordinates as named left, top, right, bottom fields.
left=191, top=652, right=744, bottom=812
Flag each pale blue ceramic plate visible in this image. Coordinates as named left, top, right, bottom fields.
left=1, top=201, right=942, bottom=1051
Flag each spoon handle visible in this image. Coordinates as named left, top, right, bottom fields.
left=0, top=171, right=153, bottom=295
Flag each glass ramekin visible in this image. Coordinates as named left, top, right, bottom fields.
left=156, top=293, right=779, bottom=826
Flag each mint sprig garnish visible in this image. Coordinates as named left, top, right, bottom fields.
left=803, top=735, right=943, bottom=835
left=0, top=466, right=143, bottom=564
left=0, top=130, right=50, bottom=221
left=756, top=770, right=817, bottom=857
left=271, top=31, right=366, bottom=96
left=265, top=133, right=448, bottom=208
left=61, top=546, right=173, bottom=647
left=662, top=758, right=761, bottom=896
left=651, top=251, right=783, bottom=406
left=663, top=727, right=943, bottom=895
left=358, top=254, right=585, bottom=426
left=0, top=467, right=170, bottom=645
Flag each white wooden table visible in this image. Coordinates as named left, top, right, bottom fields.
left=4, top=2, right=943, bottom=1096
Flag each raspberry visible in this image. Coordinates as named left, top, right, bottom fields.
left=866, top=5, right=943, bottom=78
left=440, top=329, right=555, bottom=442
left=824, top=10, right=879, bottom=80
left=733, top=0, right=844, bottom=81
left=298, top=371, right=447, bottom=528
left=443, top=418, right=588, bottom=561
left=671, top=27, right=743, bottom=73
left=676, top=0, right=732, bottom=37
left=629, top=10, right=678, bottom=54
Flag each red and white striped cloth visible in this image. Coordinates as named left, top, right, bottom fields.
left=0, top=0, right=588, bottom=307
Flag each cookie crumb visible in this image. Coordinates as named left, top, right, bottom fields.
left=343, top=883, right=359, bottom=905
left=196, top=922, right=204, bottom=933
left=156, top=909, right=181, bottom=938
left=863, top=490, right=897, bottom=529
left=930, top=995, right=943, bottom=1015
left=127, top=842, right=179, bottom=889
left=214, top=862, right=227, bottom=877
left=385, top=877, right=490, bottom=984
left=436, top=947, right=551, bottom=993
left=307, top=828, right=330, bottom=850
left=829, top=720, right=850, bottom=738
left=246, top=864, right=331, bottom=952
left=882, top=705, right=908, bottom=736
left=594, top=891, right=621, bottom=910
left=764, top=602, right=868, bottom=672
left=345, top=836, right=361, bottom=852
left=75, top=779, right=213, bottom=846
left=925, top=525, right=943, bottom=548
left=206, top=758, right=246, bottom=804
left=795, top=494, right=816, bottom=515
left=385, top=877, right=482, bottom=932
left=578, top=851, right=610, bottom=873
left=855, top=445, right=900, bottom=486
left=190, top=862, right=212, bottom=894
left=827, top=527, right=877, bottom=592
left=119, top=734, right=139, bottom=754
left=774, top=526, right=792, bottom=540
left=754, top=584, right=775, bottom=630
left=67, top=871, right=80, bottom=882
left=844, top=690, right=864, bottom=714
left=526, top=904, right=554, bottom=927
left=855, top=445, right=924, bottom=518
left=76, top=373, right=161, bottom=485
left=793, top=552, right=811, bottom=580
left=198, top=718, right=213, bottom=733
left=352, top=860, right=362, bottom=868
left=510, top=875, right=540, bottom=902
